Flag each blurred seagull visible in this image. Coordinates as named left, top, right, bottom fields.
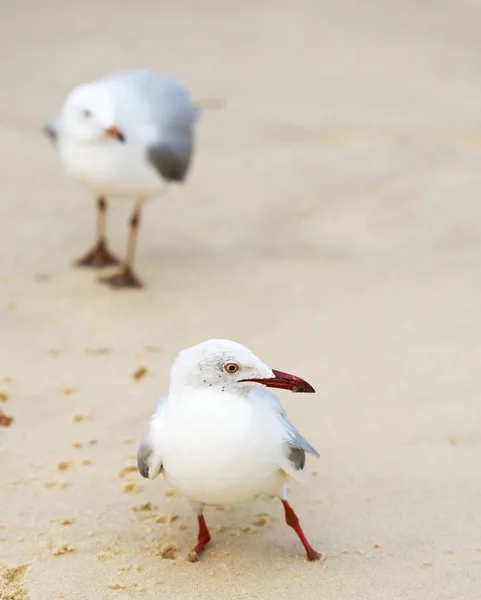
left=44, top=69, right=201, bottom=288
left=138, top=339, right=322, bottom=562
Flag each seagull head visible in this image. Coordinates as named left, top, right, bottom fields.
left=169, top=339, right=315, bottom=396
left=59, top=82, right=125, bottom=143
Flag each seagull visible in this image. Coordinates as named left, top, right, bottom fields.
left=44, top=69, right=200, bottom=288
left=137, top=339, right=322, bottom=562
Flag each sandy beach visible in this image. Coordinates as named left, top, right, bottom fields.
left=1, top=1, right=481, bottom=598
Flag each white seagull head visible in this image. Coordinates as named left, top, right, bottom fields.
left=169, top=339, right=315, bottom=396
left=59, top=82, right=125, bottom=143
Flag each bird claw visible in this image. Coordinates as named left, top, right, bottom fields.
left=99, top=266, right=142, bottom=289
left=306, top=549, right=324, bottom=562
left=186, top=551, right=201, bottom=563
left=75, top=241, right=120, bottom=268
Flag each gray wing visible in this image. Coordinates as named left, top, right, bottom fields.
left=137, top=393, right=168, bottom=479
left=283, top=416, right=320, bottom=471
left=137, top=432, right=155, bottom=478
left=102, top=70, right=199, bottom=183
left=147, top=142, right=192, bottom=182
left=43, top=116, right=58, bottom=144
left=250, top=387, right=319, bottom=473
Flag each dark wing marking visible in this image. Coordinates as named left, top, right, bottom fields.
left=137, top=393, right=168, bottom=478
left=43, top=118, right=58, bottom=144
left=137, top=433, right=158, bottom=478
left=283, top=417, right=319, bottom=472
left=287, top=446, right=306, bottom=471
left=147, top=142, right=193, bottom=182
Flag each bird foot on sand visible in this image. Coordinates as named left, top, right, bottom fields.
left=306, top=549, right=324, bottom=562
left=75, top=242, right=120, bottom=268
left=99, top=266, right=142, bottom=289
left=186, top=551, right=201, bottom=563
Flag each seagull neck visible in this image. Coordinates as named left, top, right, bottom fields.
left=168, top=382, right=202, bottom=401
left=168, top=382, right=252, bottom=403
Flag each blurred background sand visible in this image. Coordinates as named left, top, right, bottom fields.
left=1, top=1, right=481, bottom=598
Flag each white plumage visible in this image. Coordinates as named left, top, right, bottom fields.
left=44, top=69, right=200, bottom=287
left=138, top=339, right=322, bottom=562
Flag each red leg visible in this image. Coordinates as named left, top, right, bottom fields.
left=187, top=515, right=212, bottom=562
left=281, top=499, right=322, bottom=561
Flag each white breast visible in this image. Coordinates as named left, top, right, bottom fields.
left=151, top=389, right=288, bottom=506
left=57, top=134, right=166, bottom=198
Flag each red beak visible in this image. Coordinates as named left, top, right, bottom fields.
left=105, top=125, right=125, bottom=142
left=242, top=369, right=315, bottom=393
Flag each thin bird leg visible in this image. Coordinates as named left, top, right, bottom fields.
left=281, top=499, right=322, bottom=561
left=75, top=196, right=120, bottom=267
left=99, top=199, right=143, bottom=288
left=187, top=515, right=212, bottom=562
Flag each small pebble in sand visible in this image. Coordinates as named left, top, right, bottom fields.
left=0, top=391, right=8, bottom=402
left=155, top=515, right=168, bottom=524
left=422, top=561, right=433, bottom=567
left=88, top=439, right=97, bottom=446
left=119, top=465, right=138, bottom=478
left=0, top=410, right=13, bottom=427
left=253, top=516, right=270, bottom=528
left=123, top=483, right=143, bottom=494
left=2, top=376, right=12, bottom=383
left=122, top=438, right=135, bottom=444
left=355, top=549, right=364, bottom=556
left=448, top=438, right=458, bottom=445
left=96, top=552, right=115, bottom=561
left=108, top=583, right=126, bottom=590
left=72, top=442, right=82, bottom=449
left=373, top=543, right=381, bottom=548
left=44, top=542, right=75, bottom=556
left=144, top=345, right=162, bottom=353
left=62, top=387, right=75, bottom=396
left=59, top=519, right=74, bottom=526
left=166, top=489, right=177, bottom=497
left=57, top=461, right=73, bottom=472
left=81, top=459, right=93, bottom=466
left=240, top=526, right=256, bottom=534
left=158, top=542, right=178, bottom=559
left=129, top=502, right=153, bottom=512
left=311, top=471, right=319, bottom=476
left=178, top=524, right=187, bottom=531
left=155, top=512, right=179, bottom=524
left=132, top=366, right=148, bottom=381
left=85, top=347, right=112, bottom=355
left=341, top=549, right=350, bottom=555
left=73, top=413, right=90, bottom=423
left=44, top=481, right=67, bottom=490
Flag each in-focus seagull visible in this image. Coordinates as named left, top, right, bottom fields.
left=138, top=339, right=322, bottom=562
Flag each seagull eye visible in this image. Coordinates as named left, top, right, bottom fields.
left=82, top=109, right=92, bottom=118
left=224, top=362, right=240, bottom=374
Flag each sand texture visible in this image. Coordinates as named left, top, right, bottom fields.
left=1, top=1, right=481, bottom=598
